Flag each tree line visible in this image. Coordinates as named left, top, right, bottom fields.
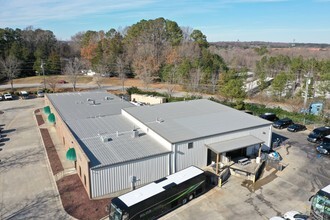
left=255, top=55, right=330, bottom=99
left=0, top=18, right=329, bottom=105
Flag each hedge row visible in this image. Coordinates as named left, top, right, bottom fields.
left=126, top=87, right=328, bottom=125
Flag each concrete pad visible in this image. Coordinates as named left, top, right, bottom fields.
left=0, top=99, right=71, bottom=219
left=161, top=129, right=329, bottom=219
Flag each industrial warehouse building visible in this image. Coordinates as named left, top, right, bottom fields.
left=45, top=91, right=272, bottom=199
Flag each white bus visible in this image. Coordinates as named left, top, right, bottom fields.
left=109, top=166, right=207, bottom=220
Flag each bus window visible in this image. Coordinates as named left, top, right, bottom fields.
left=110, top=203, right=123, bottom=220
left=312, top=194, right=330, bottom=217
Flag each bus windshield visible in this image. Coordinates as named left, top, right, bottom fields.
left=110, top=203, right=123, bottom=220
left=312, top=194, right=330, bottom=219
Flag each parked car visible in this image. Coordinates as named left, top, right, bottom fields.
left=273, top=118, right=293, bottom=129
left=37, top=90, right=44, bottom=97
left=307, top=126, right=330, bottom=143
left=259, top=112, right=279, bottom=122
left=57, top=79, right=68, bottom=84
left=20, top=91, right=29, bottom=99
left=316, top=135, right=330, bottom=155
left=0, top=94, right=3, bottom=101
left=4, top=93, right=13, bottom=100
left=283, top=211, right=308, bottom=220
left=270, top=217, right=285, bottom=220
left=287, top=124, right=307, bottom=132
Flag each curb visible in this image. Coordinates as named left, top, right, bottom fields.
left=33, top=108, right=76, bottom=220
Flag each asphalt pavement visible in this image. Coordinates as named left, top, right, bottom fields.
left=161, top=128, right=330, bottom=220
left=0, top=98, right=71, bottom=219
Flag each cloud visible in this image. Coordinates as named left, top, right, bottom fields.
left=0, top=0, right=291, bottom=27
left=0, top=0, right=156, bottom=26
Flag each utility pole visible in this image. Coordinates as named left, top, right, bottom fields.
left=303, top=71, right=312, bottom=125
left=303, top=76, right=311, bottom=110
left=41, top=60, right=46, bottom=90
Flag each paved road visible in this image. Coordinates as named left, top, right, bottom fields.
left=161, top=128, right=330, bottom=220
left=0, top=98, right=70, bottom=219
left=0, top=83, right=200, bottom=99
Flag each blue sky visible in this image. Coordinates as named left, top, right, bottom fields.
left=1, top=0, right=329, bottom=43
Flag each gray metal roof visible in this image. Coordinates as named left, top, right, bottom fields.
left=47, top=91, right=170, bottom=168
left=67, top=114, right=170, bottom=168
left=123, top=99, right=272, bottom=143
left=205, top=135, right=264, bottom=154
left=46, top=92, right=134, bottom=121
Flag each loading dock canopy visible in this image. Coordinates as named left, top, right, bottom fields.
left=206, top=135, right=264, bottom=154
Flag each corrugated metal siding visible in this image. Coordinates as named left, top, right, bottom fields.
left=175, top=125, right=270, bottom=171
left=176, top=139, right=207, bottom=171
left=90, top=154, right=169, bottom=198
left=249, top=125, right=272, bottom=150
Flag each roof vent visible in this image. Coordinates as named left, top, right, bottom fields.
left=156, top=117, right=164, bottom=123
left=88, top=99, right=96, bottom=105
left=131, top=129, right=139, bottom=138
left=100, top=136, right=112, bottom=143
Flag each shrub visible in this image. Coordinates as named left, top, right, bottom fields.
left=126, top=87, right=142, bottom=95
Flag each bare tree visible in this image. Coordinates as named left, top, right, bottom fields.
left=211, top=71, right=220, bottom=94
left=165, top=67, right=178, bottom=96
left=164, top=46, right=181, bottom=96
left=189, top=67, right=202, bottom=94
left=0, top=56, right=21, bottom=91
left=178, top=42, right=201, bottom=60
left=64, top=58, right=84, bottom=92
left=181, top=26, right=193, bottom=42
left=46, top=76, right=58, bottom=93
left=116, top=55, right=127, bottom=92
left=132, top=44, right=159, bottom=90
left=94, top=63, right=108, bottom=89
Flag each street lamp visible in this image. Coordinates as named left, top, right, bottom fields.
left=41, top=60, right=46, bottom=90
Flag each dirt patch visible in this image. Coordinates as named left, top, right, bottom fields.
left=57, top=174, right=109, bottom=220
left=40, top=128, right=64, bottom=175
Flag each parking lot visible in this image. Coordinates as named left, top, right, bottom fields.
left=161, top=128, right=330, bottom=220
left=0, top=98, right=70, bottom=219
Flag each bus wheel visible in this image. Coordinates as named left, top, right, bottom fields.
left=182, top=198, right=188, bottom=205
left=188, top=194, right=194, bottom=201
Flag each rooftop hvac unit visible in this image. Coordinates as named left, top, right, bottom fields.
left=100, top=136, right=112, bottom=143
left=131, top=130, right=139, bottom=138
left=88, top=100, right=96, bottom=105
left=105, top=96, right=113, bottom=100
left=156, top=117, right=164, bottom=123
